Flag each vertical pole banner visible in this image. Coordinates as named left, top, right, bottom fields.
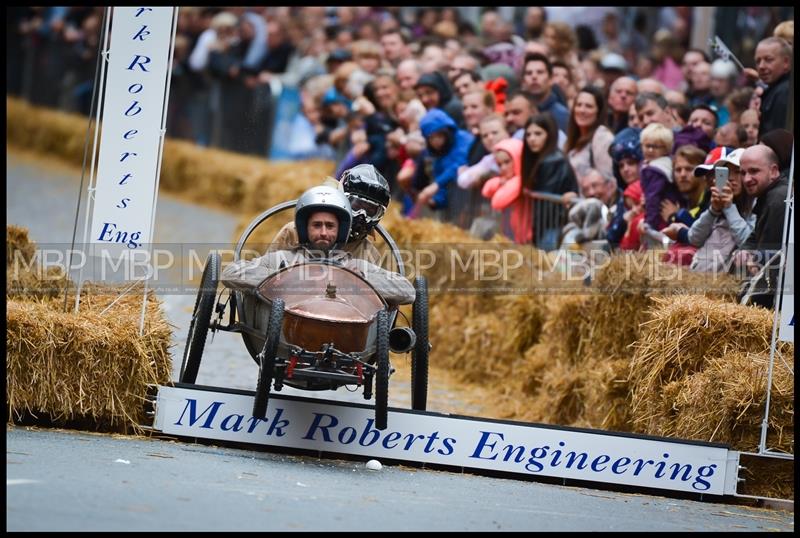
left=90, top=7, right=173, bottom=258
left=778, top=201, right=794, bottom=342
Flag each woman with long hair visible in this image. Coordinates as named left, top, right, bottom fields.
left=565, top=85, right=615, bottom=190
left=521, top=113, right=578, bottom=250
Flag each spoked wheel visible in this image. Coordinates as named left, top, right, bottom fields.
left=374, top=309, right=390, bottom=430
left=179, top=252, right=220, bottom=383
left=253, top=299, right=284, bottom=420
left=411, top=276, right=429, bottom=411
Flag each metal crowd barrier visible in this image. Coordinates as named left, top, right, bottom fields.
left=523, top=190, right=570, bottom=251
left=443, top=182, right=490, bottom=231
left=440, top=185, right=571, bottom=251
left=13, top=34, right=281, bottom=158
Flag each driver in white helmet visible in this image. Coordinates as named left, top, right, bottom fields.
left=268, top=164, right=391, bottom=264
left=222, top=184, right=415, bottom=305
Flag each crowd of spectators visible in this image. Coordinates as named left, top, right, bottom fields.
left=7, top=7, right=794, bottom=306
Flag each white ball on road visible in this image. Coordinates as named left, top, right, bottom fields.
left=366, top=459, right=382, bottom=471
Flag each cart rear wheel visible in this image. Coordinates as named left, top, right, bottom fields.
left=374, top=309, right=390, bottom=430
left=179, top=252, right=219, bottom=384
left=253, top=299, right=284, bottom=420
left=411, top=276, right=429, bottom=411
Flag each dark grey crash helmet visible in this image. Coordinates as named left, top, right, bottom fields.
left=340, top=164, right=390, bottom=241
left=294, top=185, right=352, bottom=247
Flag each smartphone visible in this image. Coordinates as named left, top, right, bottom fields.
left=714, top=166, right=729, bottom=190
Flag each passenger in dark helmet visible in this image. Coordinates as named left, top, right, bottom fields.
left=269, top=164, right=390, bottom=263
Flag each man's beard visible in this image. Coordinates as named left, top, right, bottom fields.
left=309, top=239, right=334, bottom=255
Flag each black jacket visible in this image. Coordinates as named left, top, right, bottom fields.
left=530, top=151, right=579, bottom=194
left=743, top=175, right=789, bottom=253
left=759, top=73, right=790, bottom=138
left=740, top=174, right=789, bottom=308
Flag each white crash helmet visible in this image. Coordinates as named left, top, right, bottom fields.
left=294, top=185, right=352, bottom=247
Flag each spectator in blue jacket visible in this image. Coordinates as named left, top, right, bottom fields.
left=414, top=108, right=475, bottom=210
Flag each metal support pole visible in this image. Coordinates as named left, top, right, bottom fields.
left=758, top=144, right=795, bottom=455
left=65, top=7, right=108, bottom=312
left=74, top=7, right=113, bottom=313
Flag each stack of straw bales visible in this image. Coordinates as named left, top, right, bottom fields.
left=415, top=250, right=748, bottom=436
left=630, top=294, right=793, bottom=452
left=6, top=97, right=93, bottom=164
left=630, top=294, right=794, bottom=500
left=6, top=226, right=173, bottom=433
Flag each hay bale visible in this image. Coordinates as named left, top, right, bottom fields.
left=6, top=225, right=73, bottom=299
left=527, top=360, right=585, bottom=425
left=158, top=140, right=333, bottom=213
left=506, top=295, right=593, bottom=425
left=581, top=357, right=633, bottom=432
left=527, top=295, right=595, bottom=366
left=7, top=97, right=95, bottom=165
left=629, top=295, right=794, bottom=449
left=672, top=352, right=794, bottom=452
left=6, top=283, right=172, bottom=433
left=6, top=224, right=172, bottom=432
left=7, top=225, right=36, bottom=267
left=7, top=265, right=72, bottom=300
left=478, top=254, right=742, bottom=432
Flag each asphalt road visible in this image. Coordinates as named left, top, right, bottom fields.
left=6, top=150, right=794, bottom=531
left=7, top=426, right=794, bottom=531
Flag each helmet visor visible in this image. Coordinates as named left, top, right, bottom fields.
left=348, top=194, right=385, bottom=223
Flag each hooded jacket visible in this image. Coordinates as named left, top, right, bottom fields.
left=481, top=138, right=531, bottom=243
left=415, top=71, right=465, bottom=128
left=419, top=108, right=475, bottom=209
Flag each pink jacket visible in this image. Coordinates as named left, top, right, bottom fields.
left=481, top=138, right=523, bottom=210
left=481, top=138, right=532, bottom=243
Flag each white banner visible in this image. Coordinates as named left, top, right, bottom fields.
left=779, top=200, right=794, bottom=342
left=155, top=386, right=737, bottom=496
left=90, top=7, right=174, bottom=252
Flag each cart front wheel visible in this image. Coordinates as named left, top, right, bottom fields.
left=179, top=252, right=219, bottom=384
left=411, top=276, right=429, bottom=411
left=253, top=299, right=284, bottom=420
left=374, top=309, right=390, bottom=430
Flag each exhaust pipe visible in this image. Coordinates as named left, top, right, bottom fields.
left=388, top=327, right=416, bottom=353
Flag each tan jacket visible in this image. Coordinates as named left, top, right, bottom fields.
left=222, top=246, right=416, bottom=306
